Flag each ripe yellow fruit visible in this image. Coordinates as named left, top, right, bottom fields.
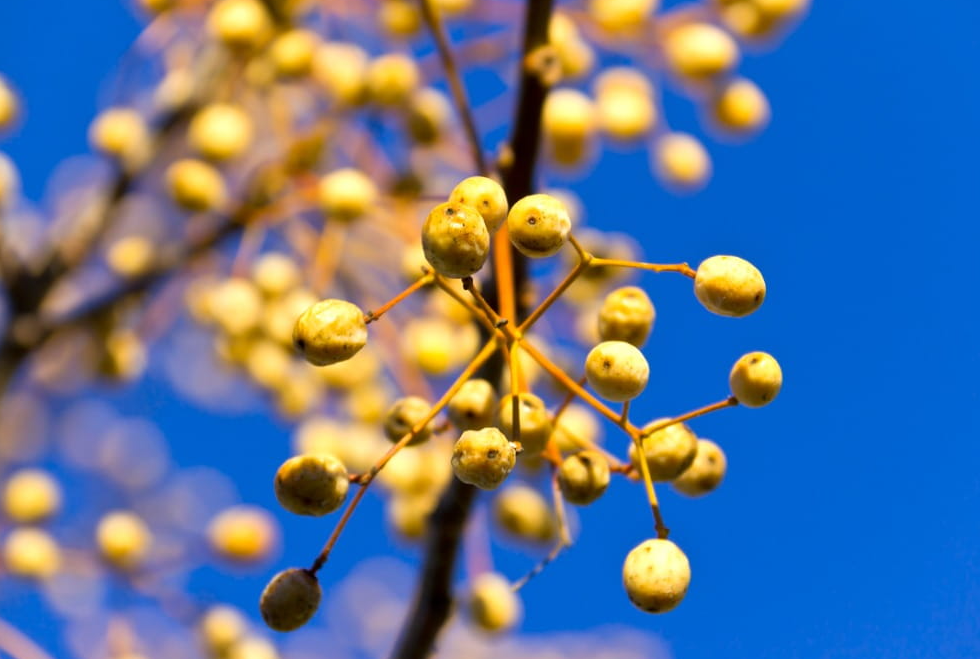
left=207, top=277, right=263, bottom=336
left=0, top=153, right=18, bottom=207
left=452, top=427, right=517, bottom=490
left=551, top=403, right=602, bottom=452
left=594, top=68, right=656, bottom=141
left=630, top=419, right=698, bottom=481
left=269, top=29, right=319, bottom=78
left=493, top=484, right=554, bottom=542
left=653, top=132, right=712, bottom=189
left=107, top=236, right=155, bottom=278
left=548, top=13, right=595, bottom=79
left=433, top=0, right=474, bottom=16
left=166, top=159, right=226, bottom=212
left=694, top=255, right=766, bottom=317
left=589, top=0, right=657, bottom=33
left=729, top=351, right=782, bottom=406
left=3, top=527, right=61, bottom=579
left=293, top=299, right=368, bottom=367
left=317, top=168, right=378, bottom=221
left=387, top=492, right=437, bottom=539
left=312, top=43, right=368, bottom=106
left=585, top=340, right=650, bottom=402
left=672, top=439, right=727, bottom=496
left=252, top=253, right=302, bottom=298
left=383, top=396, right=434, bottom=446
left=0, top=77, right=19, bottom=130
left=366, top=53, right=419, bottom=106
left=558, top=450, right=610, bottom=504
left=228, top=637, right=279, bottom=659
left=449, top=176, right=509, bottom=235
left=542, top=89, right=597, bottom=166
left=89, top=108, right=150, bottom=170
left=188, top=103, right=254, bottom=162
left=96, top=510, right=152, bottom=569
left=467, top=572, right=522, bottom=633
left=2, top=469, right=61, bottom=523
left=102, top=330, right=148, bottom=381
left=379, top=0, right=422, bottom=37
left=274, top=454, right=349, bottom=516
left=664, top=23, right=740, bottom=80
left=448, top=378, right=497, bottom=431
left=497, top=392, right=553, bottom=454
left=422, top=202, right=490, bottom=278
left=622, top=538, right=691, bottom=613
left=207, top=506, right=278, bottom=563
left=407, top=87, right=452, bottom=144
left=506, top=193, right=571, bottom=258
left=598, top=286, right=656, bottom=347
left=713, top=78, right=770, bottom=133
left=208, top=0, right=273, bottom=51
left=200, top=605, right=247, bottom=655
left=259, top=568, right=321, bottom=632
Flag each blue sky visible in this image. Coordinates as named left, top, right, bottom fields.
left=1, top=1, right=979, bottom=658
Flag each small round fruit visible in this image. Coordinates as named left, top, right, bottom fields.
left=89, top=108, right=150, bottom=170
left=188, top=103, right=253, bottom=162
left=598, top=286, right=655, bottom=347
left=3, top=528, right=61, bottom=579
left=729, top=351, right=782, bottom=407
left=585, top=341, right=649, bottom=402
left=497, top=393, right=553, bottom=454
left=589, top=0, right=656, bottom=33
left=449, top=176, right=508, bottom=235
left=166, top=159, right=227, bottom=212
left=0, top=78, right=18, bottom=130
left=208, top=0, right=272, bottom=51
left=694, top=255, right=766, bottom=317
left=422, top=202, right=490, bottom=278
left=383, top=396, right=434, bottom=446
left=208, top=506, right=278, bottom=563
left=452, top=427, right=517, bottom=490
left=274, top=455, right=349, bottom=516
left=506, top=194, right=571, bottom=258
left=96, top=510, right=152, bottom=569
left=622, top=538, right=691, bottom=613
left=467, top=572, right=522, bottom=633
left=406, top=87, right=452, bottom=144
left=259, top=568, right=321, bottom=632
left=293, top=299, right=367, bottom=366
left=317, top=168, right=377, bottom=221
left=2, top=469, right=62, bottom=523
left=200, top=605, right=247, bottom=655
left=713, top=78, right=770, bottom=133
left=558, top=450, right=610, bottom=505
left=630, top=419, right=698, bottom=481
left=366, top=53, right=419, bottom=106
left=653, top=132, right=711, bottom=189
left=448, top=378, right=497, bottom=431
left=672, top=439, right=727, bottom=497
left=493, top=484, right=554, bottom=542
left=664, top=22, right=739, bottom=80
left=269, top=29, right=319, bottom=78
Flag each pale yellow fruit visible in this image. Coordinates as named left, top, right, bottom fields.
left=89, top=108, right=150, bottom=170
left=449, top=176, right=509, bottom=235
left=589, top=0, right=657, bottom=33
left=664, top=23, right=739, bottom=80
left=551, top=403, right=602, bottom=452
left=269, top=29, right=320, bottom=77
left=293, top=299, right=367, bottom=367
left=558, top=450, right=610, bottom=504
left=317, top=168, right=377, bottom=220
left=494, top=484, right=554, bottom=542
left=383, top=396, right=434, bottom=446
left=448, top=378, right=497, bottom=431
left=598, top=286, right=656, bottom=347
left=275, top=454, right=349, bottom=516
left=379, top=0, right=422, bottom=37
left=107, top=236, right=155, bottom=278
left=714, top=78, right=770, bottom=133
left=252, top=253, right=301, bottom=298
left=96, top=510, right=152, bottom=569
left=0, top=78, right=19, bottom=129
left=3, top=528, right=60, bottom=579
left=729, top=351, right=782, bottom=406
left=200, top=605, right=247, bottom=655
left=208, top=506, right=278, bottom=563
left=387, top=492, right=437, bottom=539
left=407, top=87, right=452, bottom=144
left=497, top=393, right=553, bottom=455
left=102, top=330, right=148, bottom=381
left=653, top=132, right=712, bottom=189
left=422, top=202, right=490, bottom=278
left=366, top=53, right=419, bottom=106
left=166, top=158, right=226, bottom=212
left=3, top=469, right=62, bottom=523
left=452, top=427, right=516, bottom=490
left=228, top=637, right=279, bottom=659
left=260, top=568, right=321, bottom=632
left=542, top=89, right=597, bottom=165
left=585, top=340, right=650, bottom=402
left=467, top=572, right=522, bottom=633
left=672, top=439, right=727, bottom=496
left=506, top=193, right=571, bottom=258
left=433, top=0, right=474, bottom=16
left=597, top=86, right=656, bottom=140
left=188, top=103, right=254, bottom=162
left=622, top=538, right=690, bottom=613
left=694, top=255, right=765, bottom=317
left=209, top=277, right=263, bottom=336
left=630, top=419, right=698, bottom=481
left=208, top=0, right=273, bottom=51
left=312, top=43, right=368, bottom=106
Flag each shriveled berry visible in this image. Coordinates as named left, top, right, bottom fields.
left=293, top=299, right=367, bottom=367
left=452, top=427, right=517, bottom=490
left=729, top=351, right=782, bottom=407
left=274, top=455, right=349, bottom=516
left=259, top=568, right=321, bottom=632
left=558, top=450, right=610, bottom=505
left=422, top=202, right=490, bottom=278
left=672, top=439, right=727, bottom=497
left=694, top=255, right=766, bottom=317
left=585, top=340, right=649, bottom=402
left=506, top=194, right=572, bottom=258
left=622, top=538, right=691, bottom=613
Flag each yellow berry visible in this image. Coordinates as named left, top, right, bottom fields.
left=107, top=236, right=155, bottom=278
left=208, top=505, right=278, bottom=563
left=269, top=29, right=320, bottom=78
left=274, top=454, right=349, bottom=516
left=188, top=103, right=254, bottom=162
left=89, top=108, right=150, bottom=170
left=589, top=0, right=657, bottom=33
left=452, top=427, right=517, bottom=490
left=293, top=299, right=367, bottom=367
left=2, top=469, right=61, bottom=523
left=558, top=450, right=610, bottom=505
left=594, top=68, right=656, bottom=141
left=506, top=193, right=571, bottom=258
left=467, top=572, right=522, bottom=633
left=433, top=0, right=474, bottom=16
left=3, top=528, right=60, bottom=579
left=694, top=255, right=766, bottom=317
left=383, top=396, right=434, bottom=446
left=422, top=202, right=490, bottom=278
left=551, top=403, right=602, bottom=452
left=259, top=568, right=321, bottom=632
left=208, top=0, right=273, bottom=51
left=166, top=158, right=227, bottom=212
left=653, top=132, right=712, bottom=189
left=366, top=53, right=419, bottom=106
left=252, top=252, right=301, bottom=298
left=379, top=0, right=422, bottom=37
left=317, top=168, right=378, bottom=221
left=200, top=605, right=247, bottom=655
left=387, top=492, right=437, bottom=539
left=493, top=484, right=554, bottom=542
left=672, top=439, right=727, bottom=496
left=585, top=340, right=649, bottom=402
left=228, top=637, right=279, bottom=659
left=406, top=87, right=452, bottom=144
left=630, top=419, right=698, bottom=481
left=0, top=153, right=18, bottom=207
left=96, top=510, right=152, bottom=569
left=622, top=538, right=690, bottom=613
left=598, top=286, right=655, bottom=347
left=312, top=43, right=368, bottom=106
left=449, top=176, right=508, bottom=235
left=101, top=330, right=148, bottom=382
left=664, top=23, right=740, bottom=80
left=542, top=89, right=597, bottom=166
left=448, top=378, right=497, bottom=431
left=729, top=351, right=782, bottom=407
left=713, top=78, right=770, bottom=133
left=497, top=392, right=553, bottom=454
left=0, top=77, right=19, bottom=130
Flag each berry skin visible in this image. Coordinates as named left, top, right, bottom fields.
left=664, top=22, right=739, bottom=81
left=293, top=299, right=367, bottom=367
left=96, top=510, right=152, bottom=569
left=166, top=159, right=226, bottom=212
left=506, top=194, right=572, bottom=258
left=274, top=455, right=349, bottom=516
left=200, top=605, right=247, bottom=655
left=449, top=176, right=509, bottom=235
left=672, top=439, right=727, bottom=497
left=188, top=103, right=253, bottom=162
left=366, top=53, right=419, bottom=106
left=467, top=572, right=522, bottom=633
left=729, top=351, right=782, bottom=407
left=207, top=506, right=277, bottom=563
left=2, top=528, right=61, bottom=579
left=629, top=419, right=698, bottom=481
left=378, top=0, right=422, bottom=37
left=2, top=469, right=61, bottom=523
left=542, top=89, right=597, bottom=166
left=317, top=168, right=378, bottom=221
left=585, top=340, right=649, bottom=402
left=208, top=0, right=273, bottom=51
left=312, top=42, right=368, bottom=106
left=447, top=378, right=498, bottom=431
left=452, top=427, right=517, bottom=490
left=422, top=202, right=490, bottom=278
left=269, top=29, right=319, bottom=78
left=598, top=286, right=656, bottom=347
left=713, top=78, right=770, bottom=134
left=558, top=450, right=610, bottom=505
left=653, top=132, right=712, bottom=190
left=493, top=484, right=554, bottom=542
left=694, top=255, right=766, bottom=317
left=497, top=393, right=553, bottom=454
left=383, top=396, right=434, bottom=446
left=89, top=108, right=150, bottom=170
left=622, top=538, right=691, bottom=613
left=259, top=568, right=321, bottom=632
